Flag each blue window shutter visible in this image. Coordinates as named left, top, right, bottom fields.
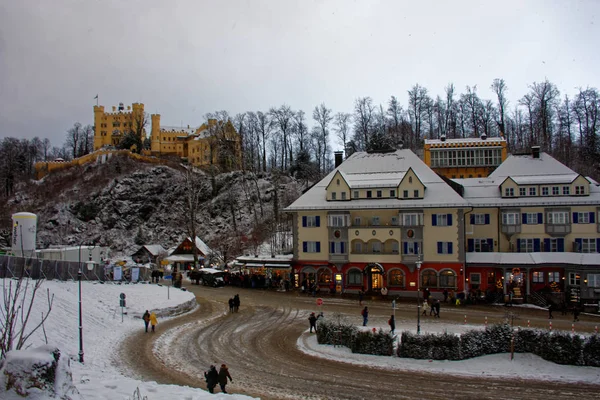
left=447, top=214, right=453, bottom=226
left=522, top=213, right=527, bottom=224
left=538, top=213, right=543, bottom=224
left=558, top=239, right=564, bottom=252
left=590, top=212, right=596, bottom=223
left=303, top=242, right=307, bottom=252
left=487, top=238, right=494, bottom=251
left=330, top=242, right=335, bottom=253
left=544, top=238, right=550, bottom=252
left=575, top=238, right=582, bottom=252
left=516, top=238, right=521, bottom=252
left=415, top=242, right=419, bottom=254
left=448, top=242, right=453, bottom=254
left=341, top=242, right=345, bottom=254
left=437, top=242, right=442, bottom=254
left=534, top=239, right=541, bottom=252
left=573, top=213, right=578, bottom=224
left=485, top=214, right=490, bottom=224
left=470, top=214, right=475, bottom=224
left=316, top=242, right=321, bottom=252
left=432, top=215, right=437, bottom=226
left=302, top=216, right=307, bottom=227
left=597, top=238, right=600, bottom=253
left=315, top=216, right=320, bottom=227
left=403, top=242, right=408, bottom=254
left=467, top=239, right=474, bottom=252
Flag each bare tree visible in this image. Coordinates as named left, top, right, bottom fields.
left=256, top=111, right=271, bottom=172
left=333, top=112, right=351, bottom=153
left=293, top=110, right=309, bottom=152
left=269, top=105, right=294, bottom=170
left=407, top=84, right=429, bottom=148
left=1, top=277, right=54, bottom=361
left=491, top=78, right=509, bottom=139
left=353, top=97, right=375, bottom=150
left=312, top=103, right=333, bottom=176
left=387, top=96, right=404, bottom=146
left=180, top=167, right=209, bottom=268
left=66, top=122, right=83, bottom=159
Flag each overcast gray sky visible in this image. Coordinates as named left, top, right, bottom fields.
left=1, top=0, right=598, bottom=149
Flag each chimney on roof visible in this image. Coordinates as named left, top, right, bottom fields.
left=481, top=133, right=487, bottom=140
left=440, top=134, right=446, bottom=142
left=334, top=151, right=344, bottom=168
left=532, top=146, right=540, bottom=159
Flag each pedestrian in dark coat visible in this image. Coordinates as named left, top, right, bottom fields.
left=573, top=305, right=581, bottom=322
left=361, top=306, right=369, bottom=326
left=142, top=310, right=150, bottom=333
left=308, top=312, right=317, bottom=333
left=233, top=294, right=240, bottom=312
left=218, top=364, right=233, bottom=393
left=228, top=298, right=234, bottom=313
left=204, top=365, right=218, bottom=393
left=548, top=303, right=555, bottom=319
left=443, top=288, right=449, bottom=303
left=358, top=290, right=364, bottom=306
left=433, top=299, right=441, bottom=318
left=388, top=315, right=396, bottom=334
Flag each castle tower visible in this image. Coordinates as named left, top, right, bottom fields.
left=93, top=105, right=106, bottom=150
left=150, top=114, right=161, bottom=154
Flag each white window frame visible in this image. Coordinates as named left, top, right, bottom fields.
left=436, top=214, right=449, bottom=226
left=353, top=190, right=359, bottom=199
left=552, top=186, right=559, bottom=195
left=520, top=238, right=535, bottom=252
left=532, top=271, right=544, bottom=283
left=588, top=273, right=600, bottom=288
left=391, top=216, right=399, bottom=226
left=548, top=239, right=559, bottom=252
left=306, top=216, right=319, bottom=227
left=519, top=187, right=527, bottom=196
left=474, top=238, right=491, bottom=252
left=526, top=213, right=538, bottom=225
left=504, top=187, right=514, bottom=197
left=329, top=215, right=349, bottom=227
left=502, top=212, right=519, bottom=225
left=341, top=192, right=347, bottom=200
left=542, top=187, right=549, bottom=196
left=562, top=186, right=570, bottom=195
left=576, top=212, right=590, bottom=224
left=575, top=185, right=585, bottom=195
left=372, top=241, right=382, bottom=253
left=569, top=272, right=580, bottom=286
left=376, top=190, right=382, bottom=198
left=472, top=214, right=486, bottom=225
left=404, top=241, right=421, bottom=255
left=331, top=192, right=337, bottom=200
left=390, top=189, right=396, bottom=197
left=305, top=241, right=319, bottom=253
left=401, top=213, right=423, bottom=226
left=547, top=211, right=568, bottom=224
left=548, top=272, right=560, bottom=282
left=529, top=187, right=537, bottom=196
left=581, top=238, right=597, bottom=253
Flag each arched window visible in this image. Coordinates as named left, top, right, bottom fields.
left=421, top=269, right=437, bottom=287
left=439, top=269, right=456, bottom=288
left=347, top=269, right=362, bottom=285
left=318, top=268, right=331, bottom=284
left=389, top=269, right=404, bottom=287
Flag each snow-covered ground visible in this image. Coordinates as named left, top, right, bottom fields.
left=1, top=279, right=599, bottom=400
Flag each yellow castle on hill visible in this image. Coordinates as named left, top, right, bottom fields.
left=93, top=102, right=241, bottom=168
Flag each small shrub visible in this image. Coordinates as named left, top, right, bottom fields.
left=582, top=334, right=600, bottom=367
left=484, top=323, right=512, bottom=354
left=514, top=328, right=542, bottom=354
left=539, top=332, right=584, bottom=365
left=351, top=329, right=393, bottom=356
left=460, top=329, right=487, bottom=359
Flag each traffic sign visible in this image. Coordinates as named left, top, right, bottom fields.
left=120, top=293, right=126, bottom=300
left=316, top=298, right=323, bottom=306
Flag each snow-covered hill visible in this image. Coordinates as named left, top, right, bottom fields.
left=5, top=154, right=306, bottom=258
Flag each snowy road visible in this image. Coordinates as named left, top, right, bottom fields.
left=119, top=285, right=600, bottom=399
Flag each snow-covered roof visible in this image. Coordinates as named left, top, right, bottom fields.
left=344, top=172, right=406, bottom=188
left=467, top=252, right=600, bottom=266
left=160, top=125, right=197, bottom=135
left=235, top=254, right=293, bottom=263
left=489, top=152, right=575, bottom=179
left=192, top=236, right=212, bottom=256
left=141, top=244, right=167, bottom=256
left=425, top=136, right=506, bottom=145
left=164, top=254, right=204, bottom=262
left=452, top=152, right=600, bottom=207
left=285, top=150, right=468, bottom=211
left=511, top=174, right=578, bottom=185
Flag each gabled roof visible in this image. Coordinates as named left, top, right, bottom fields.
left=142, top=244, right=167, bottom=256
left=489, top=152, right=575, bottom=179
left=285, top=149, right=468, bottom=211
left=191, top=236, right=212, bottom=256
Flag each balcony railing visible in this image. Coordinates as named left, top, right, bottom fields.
left=352, top=250, right=399, bottom=255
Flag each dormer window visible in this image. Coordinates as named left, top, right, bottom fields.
left=563, top=186, right=570, bottom=195
left=331, top=192, right=337, bottom=200
left=504, top=188, right=514, bottom=197
left=341, top=192, right=347, bottom=200
left=390, top=189, right=396, bottom=197
left=575, top=185, right=585, bottom=195
left=542, top=187, right=549, bottom=196
left=367, top=191, right=372, bottom=198
left=377, top=190, right=382, bottom=198
left=519, top=187, right=526, bottom=196
left=552, top=186, right=559, bottom=195
left=413, top=190, right=419, bottom=198
left=403, top=190, right=409, bottom=198
left=529, top=187, right=536, bottom=196
left=353, top=190, right=359, bottom=199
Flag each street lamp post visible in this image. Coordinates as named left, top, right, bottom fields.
left=78, top=244, right=84, bottom=363
left=416, top=257, right=422, bottom=335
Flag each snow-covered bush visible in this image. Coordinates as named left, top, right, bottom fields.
left=582, top=334, right=600, bottom=367
left=460, top=329, right=487, bottom=359
left=397, top=331, right=430, bottom=359
left=513, top=328, right=542, bottom=354
left=315, top=318, right=357, bottom=347
left=483, top=323, right=512, bottom=354
left=538, top=331, right=584, bottom=365
left=350, top=328, right=394, bottom=356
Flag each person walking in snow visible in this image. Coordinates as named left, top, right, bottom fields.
left=548, top=302, right=555, bottom=319
left=142, top=310, right=150, bottom=333
left=308, top=312, right=317, bottom=333
left=204, top=365, right=218, bottom=393
left=228, top=297, right=234, bottom=313
left=422, top=299, right=430, bottom=316
left=358, top=290, right=364, bottom=306
left=149, top=311, right=158, bottom=332
left=432, top=299, right=441, bottom=318
left=218, top=363, right=233, bottom=393
left=233, top=294, right=240, bottom=312
left=361, top=306, right=369, bottom=326
left=388, top=315, right=396, bottom=334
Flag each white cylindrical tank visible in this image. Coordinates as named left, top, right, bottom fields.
left=11, top=212, right=38, bottom=256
